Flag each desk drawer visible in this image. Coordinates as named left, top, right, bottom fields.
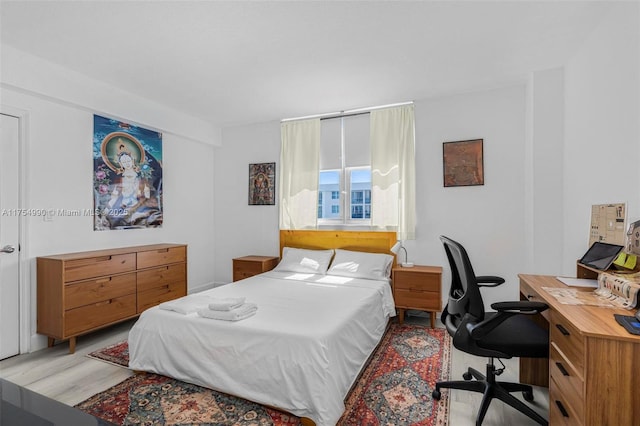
left=64, top=273, right=136, bottom=310
left=137, top=246, right=186, bottom=269
left=64, top=254, right=136, bottom=282
left=550, top=311, right=584, bottom=373
left=549, top=377, right=584, bottom=426
left=395, top=289, right=440, bottom=310
left=550, top=342, right=584, bottom=418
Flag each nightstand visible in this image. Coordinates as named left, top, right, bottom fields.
left=392, top=265, right=443, bottom=327
left=232, top=255, right=279, bottom=282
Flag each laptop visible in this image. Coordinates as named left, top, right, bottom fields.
left=579, top=241, right=624, bottom=270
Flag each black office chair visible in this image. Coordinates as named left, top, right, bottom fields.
left=432, top=236, right=549, bottom=426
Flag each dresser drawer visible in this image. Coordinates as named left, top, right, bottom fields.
left=64, top=294, right=136, bottom=336
left=550, top=311, right=584, bottom=373
left=395, top=289, right=440, bottom=310
left=137, top=264, right=186, bottom=293
left=550, top=342, right=584, bottom=418
left=138, top=282, right=186, bottom=313
left=64, top=253, right=136, bottom=282
left=64, top=273, right=136, bottom=310
left=393, top=271, right=440, bottom=292
left=549, top=377, right=584, bottom=426
left=137, top=246, right=186, bottom=269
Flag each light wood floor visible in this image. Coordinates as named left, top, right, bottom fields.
left=0, top=313, right=549, bottom=425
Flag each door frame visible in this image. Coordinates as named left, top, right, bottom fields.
left=1, top=106, right=30, bottom=354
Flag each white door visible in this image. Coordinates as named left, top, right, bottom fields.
left=0, top=113, right=20, bottom=359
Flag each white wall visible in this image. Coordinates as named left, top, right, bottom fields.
left=1, top=47, right=219, bottom=351
left=413, top=86, right=528, bottom=308
left=527, top=68, right=565, bottom=275
left=211, top=3, right=639, bottom=317
left=214, top=85, right=529, bottom=309
left=563, top=3, right=640, bottom=273
left=213, top=121, right=281, bottom=284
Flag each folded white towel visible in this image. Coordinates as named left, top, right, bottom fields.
left=159, top=295, right=213, bottom=315
left=208, top=297, right=246, bottom=311
left=198, top=303, right=258, bottom=321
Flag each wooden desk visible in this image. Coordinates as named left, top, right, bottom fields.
left=519, top=274, right=640, bottom=425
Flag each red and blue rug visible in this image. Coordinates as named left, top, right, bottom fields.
left=79, top=322, right=451, bottom=425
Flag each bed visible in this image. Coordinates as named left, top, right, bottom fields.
left=128, top=230, right=397, bottom=425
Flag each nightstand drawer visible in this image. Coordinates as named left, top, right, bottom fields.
left=233, top=256, right=279, bottom=282
left=393, top=268, right=441, bottom=292
left=395, top=289, right=440, bottom=310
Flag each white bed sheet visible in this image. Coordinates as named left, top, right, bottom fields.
left=128, top=271, right=396, bottom=426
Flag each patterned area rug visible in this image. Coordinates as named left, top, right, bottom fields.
left=79, top=322, right=451, bottom=425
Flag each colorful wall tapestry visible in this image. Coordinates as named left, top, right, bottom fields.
left=248, top=162, right=275, bottom=205
left=93, top=115, right=163, bottom=230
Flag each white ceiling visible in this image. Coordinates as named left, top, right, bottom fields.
left=1, top=1, right=614, bottom=128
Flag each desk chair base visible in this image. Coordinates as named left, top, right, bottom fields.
left=432, top=361, right=548, bottom=426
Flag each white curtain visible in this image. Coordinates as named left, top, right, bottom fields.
left=370, top=104, right=416, bottom=240
left=279, top=118, right=321, bottom=229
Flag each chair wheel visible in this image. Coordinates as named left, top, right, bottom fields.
left=463, top=371, right=472, bottom=380
left=523, top=390, right=534, bottom=402
left=432, top=389, right=441, bottom=400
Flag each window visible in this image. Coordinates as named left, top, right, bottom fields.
left=318, top=114, right=371, bottom=224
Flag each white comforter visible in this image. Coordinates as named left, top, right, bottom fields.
left=128, top=271, right=396, bottom=425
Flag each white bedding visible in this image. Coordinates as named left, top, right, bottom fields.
left=128, top=271, right=396, bottom=425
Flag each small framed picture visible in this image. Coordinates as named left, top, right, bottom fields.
left=443, top=139, right=484, bottom=187
left=248, top=162, right=276, bottom=205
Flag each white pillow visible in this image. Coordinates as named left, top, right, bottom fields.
left=326, top=249, right=394, bottom=280
left=272, top=247, right=334, bottom=275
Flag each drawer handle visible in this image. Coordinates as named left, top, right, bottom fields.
left=555, top=400, right=569, bottom=418
left=555, top=362, right=570, bottom=376
left=157, top=249, right=169, bottom=253
left=95, top=277, right=112, bottom=284
left=95, top=256, right=113, bottom=262
left=96, top=299, right=112, bottom=307
left=555, top=323, right=570, bottom=336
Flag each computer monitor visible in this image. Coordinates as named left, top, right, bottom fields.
left=579, top=242, right=624, bottom=270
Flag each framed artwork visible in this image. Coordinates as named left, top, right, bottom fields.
left=443, top=139, right=484, bottom=187
left=249, top=162, right=276, bottom=205
left=93, top=115, right=163, bottom=230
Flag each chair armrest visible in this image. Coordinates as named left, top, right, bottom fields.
left=466, top=301, right=549, bottom=339
left=491, top=301, right=548, bottom=315
left=475, top=275, right=505, bottom=287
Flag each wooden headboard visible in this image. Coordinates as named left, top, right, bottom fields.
left=279, top=230, right=397, bottom=259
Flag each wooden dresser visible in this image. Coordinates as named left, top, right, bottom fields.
left=392, top=265, right=442, bottom=328
left=232, top=255, right=279, bottom=282
left=37, top=243, right=187, bottom=353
